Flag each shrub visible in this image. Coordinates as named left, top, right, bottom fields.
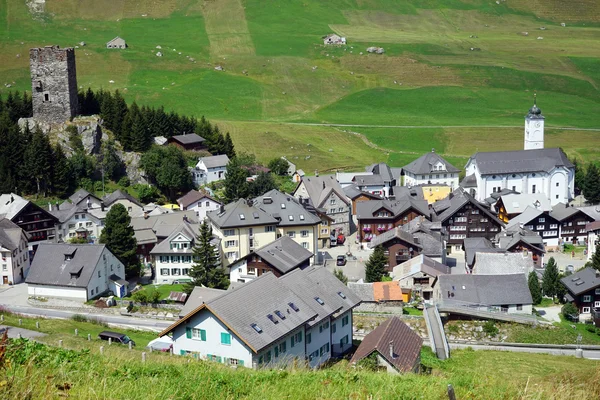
left=586, top=324, right=596, bottom=333
left=561, top=302, right=579, bottom=320
left=132, top=286, right=161, bottom=304
left=483, top=320, right=498, bottom=337
left=118, top=176, right=130, bottom=188
left=357, top=352, right=379, bottom=371
left=71, top=314, right=88, bottom=323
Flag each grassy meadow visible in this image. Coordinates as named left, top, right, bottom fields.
left=0, top=0, right=599, bottom=171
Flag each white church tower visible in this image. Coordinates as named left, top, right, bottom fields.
left=524, top=94, right=544, bottom=150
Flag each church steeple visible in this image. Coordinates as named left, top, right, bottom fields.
left=524, top=94, right=545, bottom=150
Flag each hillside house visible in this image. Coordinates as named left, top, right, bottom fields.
left=343, top=185, right=382, bottom=216
left=103, top=190, right=143, bottom=215
left=550, top=203, right=594, bottom=244
left=367, top=227, right=422, bottom=272
left=177, top=190, right=222, bottom=221
left=356, top=198, right=429, bottom=243
left=229, top=236, right=313, bottom=283
left=26, top=243, right=127, bottom=300
left=392, top=255, right=450, bottom=303
left=192, top=154, right=229, bottom=186
left=493, top=193, right=551, bottom=222
left=159, top=267, right=360, bottom=369
left=106, top=37, right=127, bottom=49
left=561, top=268, right=600, bottom=322
left=168, top=133, right=206, bottom=151
left=323, top=34, right=346, bottom=45
left=586, top=221, right=600, bottom=262
left=350, top=317, right=422, bottom=374
left=0, top=218, right=30, bottom=284
left=496, top=224, right=545, bottom=268
left=506, top=206, right=559, bottom=249
left=402, top=150, right=461, bottom=190
left=434, top=273, right=533, bottom=314
left=0, top=193, right=58, bottom=248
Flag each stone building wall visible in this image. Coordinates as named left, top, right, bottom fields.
left=29, top=45, right=79, bottom=123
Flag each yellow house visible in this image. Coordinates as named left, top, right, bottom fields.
left=418, top=184, right=451, bottom=205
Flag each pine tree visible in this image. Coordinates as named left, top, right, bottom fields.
left=100, top=91, right=115, bottom=131
left=528, top=271, right=542, bottom=305
left=185, top=221, right=229, bottom=294
left=52, top=144, right=74, bottom=198
left=365, top=245, right=388, bottom=283
left=223, top=157, right=249, bottom=202
left=101, top=140, right=125, bottom=180
left=584, top=163, right=600, bottom=204
left=334, top=269, right=348, bottom=285
left=590, top=243, right=600, bottom=271
left=542, top=257, right=560, bottom=298
left=24, top=127, right=53, bottom=195
left=224, top=132, right=236, bottom=158
left=111, top=90, right=129, bottom=140
left=99, top=204, right=140, bottom=278
left=571, top=157, right=585, bottom=194
left=129, top=102, right=151, bottom=152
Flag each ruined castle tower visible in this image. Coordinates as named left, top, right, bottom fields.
left=29, top=45, right=79, bottom=123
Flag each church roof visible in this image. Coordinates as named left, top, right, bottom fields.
left=526, top=96, right=544, bottom=120
left=468, top=148, right=572, bottom=175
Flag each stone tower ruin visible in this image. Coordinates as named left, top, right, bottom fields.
left=29, top=45, right=79, bottom=123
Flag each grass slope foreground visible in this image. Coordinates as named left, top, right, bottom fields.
left=0, top=0, right=599, bottom=171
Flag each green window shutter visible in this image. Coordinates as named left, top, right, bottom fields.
left=274, top=346, right=279, bottom=358
left=180, top=350, right=186, bottom=355
left=291, top=336, right=295, bottom=347
left=217, top=356, right=222, bottom=363
left=298, top=332, right=302, bottom=342
left=307, top=332, right=311, bottom=344
left=221, top=333, right=231, bottom=345
left=239, top=359, right=244, bottom=367
left=186, top=327, right=192, bottom=339
left=200, top=329, right=206, bottom=341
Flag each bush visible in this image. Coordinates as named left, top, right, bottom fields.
left=561, top=302, right=579, bottom=320
left=71, top=314, right=88, bottom=323
left=136, top=184, right=160, bottom=203
left=483, top=320, right=498, bottom=337
left=94, top=181, right=104, bottom=192
left=118, top=176, right=130, bottom=188
left=586, top=324, right=596, bottom=333
left=132, top=286, right=161, bottom=304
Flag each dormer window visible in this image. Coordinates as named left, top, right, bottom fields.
left=281, top=203, right=286, bottom=209
left=239, top=214, right=245, bottom=220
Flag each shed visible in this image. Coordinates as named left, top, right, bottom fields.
left=106, top=37, right=127, bottom=49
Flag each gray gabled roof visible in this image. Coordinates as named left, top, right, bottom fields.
left=208, top=198, right=278, bottom=229
left=561, top=268, right=600, bottom=296
left=69, top=189, right=102, bottom=206
left=198, top=154, right=229, bottom=169
left=402, top=151, right=461, bottom=175
left=343, top=185, right=382, bottom=201
left=254, top=189, right=321, bottom=227
left=298, top=175, right=349, bottom=208
left=170, top=133, right=205, bottom=145
left=506, top=206, right=547, bottom=228
left=366, top=162, right=395, bottom=182
left=438, top=273, right=532, bottom=305
left=356, top=198, right=430, bottom=221
left=469, top=148, right=573, bottom=175
left=460, top=174, right=477, bottom=188
left=177, top=190, right=220, bottom=209
left=353, top=174, right=384, bottom=186
left=0, top=218, right=25, bottom=251
left=249, top=236, right=313, bottom=274
left=150, top=223, right=198, bottom=255
left=497, top=225, right=545, bottom=254
left=347, top=282, right=375, bottom=302
left=393, top=254, right=450, bottom=281
left=550, top=203, right=591, bottom=222
left=103, top=189, right=142, bottom=207
left=0, top=193, right=29, bottom=220
left=368, top=226, right=422, bottom=250
left=180, top=286, right=226, bottom=317
left=500, top=193, right=552, bottom=214
left=578, top=205, right=600, bottom=222
left=463, top=237, right=504, bottom=267
left=26, top=243, right=121, bottom=288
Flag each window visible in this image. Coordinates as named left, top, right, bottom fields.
left=301, top=230, right=309, bottom=237
left=539, top=218, right=545, bottom=223
left=331, top=322, right=336, bottom=334
left=532, top=185, right=536, bottom=194
left=517, top=304, right=523, bottom=311
left=595, top=301, right=600, bottom=308
left=583, top=307, right=591, bottom=314
left=172, top=255, right=180, bottom=263
left=302, top=242, right=309, bottom=249
left=287, top=231, right=296, bottom=238
left=221, top=333, right=231, bottom=345
left=274, top=346, right=279, bottom=358
left=556, top=182, right=559, bottom=187
left=306, top=332, right=311, bottom=344
left=342, top=315, right=349, bottom=326
left=98, top=271, right=101, bottom=278
left=501, top=305, right=508, bottom=312
left=160, top=268, right=170, bottom=276
left=224, top=229, right=235, bottom=236
left=225, top=240, right=236, bottom=248
left=171, top=268, right=181, bottom=275
left=265, top=226, right=274, bottom=233
left=279, top=342, right=286, bottom=353
left=182, top=268, right=190, bottom=275
left=595, top=288, right=600, bottom=295
left=330, top=199, right=336, bottom=205
left=190, top=328, right=206, bottom=341
left=341, top=335, right=349, bottom=345
left=583, top=295, right=592, bottom=302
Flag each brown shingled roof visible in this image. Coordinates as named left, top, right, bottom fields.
left=373, top=281, right=405, bottom=302
left=350, top=317, right=422, bottom=373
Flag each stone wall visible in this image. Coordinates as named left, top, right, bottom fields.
left=30, top=45, right=78, bottom=124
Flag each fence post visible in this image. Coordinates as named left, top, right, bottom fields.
left=170, top=347, right=173, bottom=356
left=18, top=333, right=22, bottom=339
left=75, top=328, right=78, bottom=336
left=18, top=318, right=22, bottom=325
left=0, top=314, right=3, bottom=322
left=142, top=352, right=146, bottom=363
left=129, top=341, right=132, bottom=350
left=447, top=384, right=456, bottom=400
left=149, top=346, right=153, bottom=353
left=100, top=346, right=104, bottom=355
left=58, top=340, right=63, bottom=348
left=87, top=334, right=91, bottom=341
left=36, top=321, right=40, bottom=329
left=108, top=338, right=112, bottom=346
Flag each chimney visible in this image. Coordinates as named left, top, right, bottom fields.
left=144, top=210, right=149, bottom=219
left=315, top=170, right=319, bottom=177
left=87, top=198, right=92, bottom=209
left=219, top=204, right=225, bottom=214
left=56, top=201, right=59, bottom=211
left=101, top=202, right=105, bottom=212
left=183, top=215, right=189, bottom=223
left=596, top=270, right=600, bottom=278
left=10, top=195, right=14, bottom=203
left=389, top=341, right=395, bottom=359
left=48, top=202, right=52, bottom=212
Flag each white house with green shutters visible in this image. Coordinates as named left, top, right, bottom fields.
left=159, top=267, right=360, bottom=369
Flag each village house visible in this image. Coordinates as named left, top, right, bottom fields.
left=471, top=252, right=534, bottom=276
left=159, top=267, right=360, bottom=369
left=506, top=206, right=559, bottom=249
left=417, top=184, right=453, bottom=205
left=561, top=268, right=600, bottom=322
left=254, top=190, right=321, bottom=255
left=366, top=163, right=400, bottom=191
left=106, top=36, right=127, bottom=49
left=0, top=218, right=30, bottom=285
left=103, top=189, right=144, bottom=215
left=392, top=255, right=450, bottom=303
left=586, top=221, right=600, bottom=262
left=167, top=133, right=206, bottom=151
left=228, top=236, right=313, bottom=283
left=367, top=227, right=422, bottom=272
left=434, top=273, right=533, bottom=314
left=347, top=281, right=410, bottom=313
left=496, top=224, right=546, bottom=268
left=352, top=175, right=388, bottom=198
left=356, top=197, right=430, bottom=243
left=191, top=154, right=229, bottom=186
left=402, top=150, right=461, bottom=190
left=350, top=317, right=423, bottom=374
left=493, top=193, right=551, bottom=223
left=432, top=189, right=504, bottom=254
left=50, top=202, right=105, bottom=243
left=26, top=243, right=128, bottom=300
left=550, top=203, right=594, bottom=245
left=293, top=175, right=351, bottom=238
left=0, top=193, right=59, bottom=248
left=177, top=190, right=222, bottom=221
left=343, top=185, right=382, bottom=215
left=401, top=217, right=446, bottom=263
left=323, top=34, right=346, bottom=45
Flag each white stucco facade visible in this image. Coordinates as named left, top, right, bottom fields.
left=153, top=232, right=195, bottom=284
left=212, top=225, right=277, bottom=267
left=330, top=311, right=353, bottom=356
left=0, top=233, right=29, bottom=285
left=404, top=164, right=459, bottom=190
left=192, top=160, right=228, bottom=186
left=57, top=211, right=104, bottom=243
left=185, top=198, right=222, bottom=221
left=306, top=317, right=331, bottom=368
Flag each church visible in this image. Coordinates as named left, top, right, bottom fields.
left=461, top=97, right=575, bottom=206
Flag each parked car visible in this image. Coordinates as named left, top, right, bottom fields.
left=336, top=255, right=347, bottom=266
left=98, top=331, right=136, bottom=346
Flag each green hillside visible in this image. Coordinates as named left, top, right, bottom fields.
left=1, top=0, right=599, bottom=171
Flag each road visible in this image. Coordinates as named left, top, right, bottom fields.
left=446, top=342, right=600, bottom=360
left=3, top=305, right=172, bottom=332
